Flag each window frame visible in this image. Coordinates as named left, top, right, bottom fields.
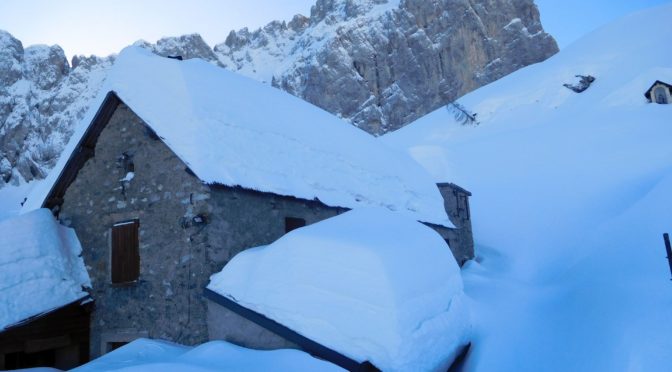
left=284, top=216, right=306, bottom=234
left=110, top=219, right=140, bottom=285
left=654, top=86, right=668, bottom=104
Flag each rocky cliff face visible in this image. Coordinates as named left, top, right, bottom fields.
left=0, top=0, right=557, bottom=187
left=0, top=31, right=113, bottom=186
left=214, top=0, right=558, bottom=133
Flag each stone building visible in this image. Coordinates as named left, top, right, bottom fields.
left=645, top=80, right=672, bottom=104
left=23, top=47, right=473, bottom=359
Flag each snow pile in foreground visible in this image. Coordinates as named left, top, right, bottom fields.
left=208, top=208, right=470, bottom=371
left=73, top=338, right=342, bottom=372
left=0, top=208, right=91, bottom=330
left=383, top=3, right=672, bottom=372
left=22, top=46, right=451, bottom=228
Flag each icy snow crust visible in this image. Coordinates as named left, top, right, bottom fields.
left=22, top=47, right=451, bottom=228
left=0, top=208, right=91, bottom=330
left=73, top=338, right=343, bottom=372
left=383, top=4, right=672, bottom=372
left=208, top=208, right=470, bottom=371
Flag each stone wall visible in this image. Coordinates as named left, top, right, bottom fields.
left=58, top=103, right=344, bottom=357
left=206, top=301, right=298, bottom=350
left=435, top=183, right=474, bottom=265
left=57, top=102, right=474, bottom=358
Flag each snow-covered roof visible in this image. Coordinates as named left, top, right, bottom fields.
left=73, top=338, right=342, bottom=372
left=208, top=208, right=470, bottom=371
left=23, top=46, right=452, bottom=227
left=0, top=208, right=91, bottom=331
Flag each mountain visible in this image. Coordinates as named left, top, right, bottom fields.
left=0, top=33, right=113, bottom=185
left=213, top=0, right=558, bottom=134
left=0, top=0, right=556, bottom=193
left=382, top=4, right=672, bottom=371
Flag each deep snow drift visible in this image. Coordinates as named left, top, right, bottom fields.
left=22, top=46, right=451, bottom=228
left=72, top=338, right=343, bottom=372
left=383, top=4, right=672, bottom=371
left=0, top=208, right=91, bottom=330
left=208, top=208, right=470, bottom=371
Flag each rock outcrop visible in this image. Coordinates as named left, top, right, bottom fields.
left=0, top=30, right=113, bottom=186
left=215, top=0, right=558, bottom=133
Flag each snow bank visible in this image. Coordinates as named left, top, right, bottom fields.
left=383, top=3, right=672, bottom=371
left=208, top=208, right=470, bottom=371
left=0, top=208, right=91, bottom=330
left=73, top=338, right=343, bottom=372
left=22, top=46, right=451, bottom=228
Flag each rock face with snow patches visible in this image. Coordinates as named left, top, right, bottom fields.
left=215, top=0, right=558, bottom=134
left=0, top=0, right=557, bottom=187
left=0, top=30, right=113, bottom=187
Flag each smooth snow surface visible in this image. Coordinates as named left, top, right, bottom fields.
left=0, top=208, right=91, bottom=330
left=0, top=181, right=33, bottom=220
left=383, top=4, right=672, bottom=372
left=22, top=46, right=451, bottom=227
left=208, top=208, right=470, bottom=371
left=73, top=338, right=343, bottom=372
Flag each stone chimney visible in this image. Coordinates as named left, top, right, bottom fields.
left=436, top=182, right=474, bottom=263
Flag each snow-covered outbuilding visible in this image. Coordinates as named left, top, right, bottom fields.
left=207, top=208, right=471, bottom=371
left=645, top=80, right=672, bottom=104
left=0, top=209, right=91, bottom=370
left=20, top=47, right=473, bottom=359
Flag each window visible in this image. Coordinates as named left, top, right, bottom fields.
left=284, top=217, right=306, bottom=233
left=654, top=86, right=668, bottom=104
left=100, top=331, right=148, bottom=355
left=106, top=342, right=128, bottom=353
left=111, top=219, right=140, bottom=284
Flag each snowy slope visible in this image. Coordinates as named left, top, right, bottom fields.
left=22, top=47, right=452, bottom=228
left=209, top=208, right=470, bottom=371
left=73, top=338, right=343, bottom=372
left=0, top=181, right=33, bottom=220
left=383, top=4, right=672, bottom=371
left=0, top=208, right=91, bottom=330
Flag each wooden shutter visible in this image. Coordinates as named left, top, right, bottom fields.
left=111, top=220, right=140, bottom=284
left=284, top=217, right=306, bottom=233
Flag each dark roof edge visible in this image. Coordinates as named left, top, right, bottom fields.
left=1, top=295, right=93, bottom=333
left=436, top=182, right=472, bottom=196
left=645, top=80, right=672, bottom=99
left=40, top=91, right=122, bottom=210
left=203, top=288, right=379, bottom=372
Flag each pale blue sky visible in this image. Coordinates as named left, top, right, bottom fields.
left=0, top=0, right=669, bottom=60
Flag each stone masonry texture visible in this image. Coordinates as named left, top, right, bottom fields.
left=57, top=102, right=473, bottom=356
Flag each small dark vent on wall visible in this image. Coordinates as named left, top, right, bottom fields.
left=285, top=217, right=306, bottom=233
